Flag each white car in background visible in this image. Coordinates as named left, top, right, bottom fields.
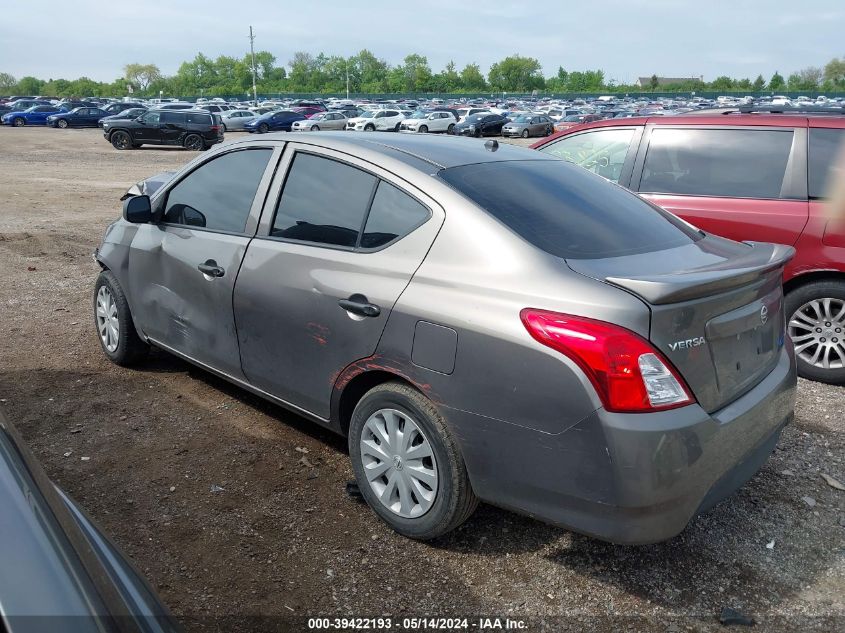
left=291, top=111, right=348, bottom=131
left=346, top=109, right=405, bottom=131
left=455, top=107, right=491, bottom=122
left=399, top=110, right=457, bottom=134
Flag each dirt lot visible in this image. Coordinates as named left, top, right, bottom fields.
left=0, top=127, right=843, bottom=632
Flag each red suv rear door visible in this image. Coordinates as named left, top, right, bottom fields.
left=630, top=124, right=809, bottom=267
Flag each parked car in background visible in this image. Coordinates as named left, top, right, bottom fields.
left=220, top=109, right=258, bottom=131
left=292, top=106, right=325, bottom=118
left=502, top=114, right=554, bottom=138
left=450, top=113, right=510, bottom=137
left=47, top=106, right=110, bottom=128
left=553, top=113, right=603, bottom=132
left=533, top=111, right=845, bottom=384
left=244, top=110, right=307, bottom=133
left=347, top=109, right=405, bottom=132
left=98, top=107, right=148, bottom=128
left=400, top=110, right=457, bottom=134
left=101, top=101, right=146, bottom=115
left=0, top=410, right=180, bottom=633
left=94, top=133, right=795, bottom=545
left=103, top=109, right=223, bottom=151
left=151, top=103, right=195, bottom=111
left=3, top=99, right=51, bottom=111
left=455, top=107, right=491, bottom=122
left=291, top=111, right=348, bottom=131
left=2, top=105, right=64, bottom=126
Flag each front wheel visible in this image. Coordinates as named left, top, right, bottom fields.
left=311, top=124, right=319, bottom=131
left=785, top=281, right=845, bottom=384
left=57, top=119, right=69, bottom=129
left=521, top=129, right=530, bottom=138
left=258, top=123, right=269, bottom=133
left=183, top=134, right=204, bottom=151
left=110, top=130, right=132, bottom=150
left=13, top=117, right=25, bottom=127
left=364, top=123, right=375, bottom=132
left=93, top=271, right=149, bottom=366
left=418, top=125, right=428, bottom=134
left=349, top=382, right=478, bottom=540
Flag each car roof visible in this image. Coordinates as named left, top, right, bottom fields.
left=226, top=131, right=557, bottom=171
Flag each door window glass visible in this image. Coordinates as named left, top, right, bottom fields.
left=163, top=149, right=272, bottom=232
left=361, top=182, right=430, bottom=249
left=639, top=128, right=794, bottom=198
left=809, top=128, right=845, bottom=199
left=141, top=111, right=160, bottom=125
left=272, top=153, right=376, bottom=247
left=539, top=128, right=635, bottom=184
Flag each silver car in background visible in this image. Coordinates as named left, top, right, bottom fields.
left=291, top=111, right=348, bottom=131
left=93, top=133, right=796, bottom=544
left=220, top=109, right=257, bottom=131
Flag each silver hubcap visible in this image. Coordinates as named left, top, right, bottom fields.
left=788, top=298, right=845, bottom=369
left=359, top=408, right=438, bottom=518
left=96, top=286, right=120, bottom=352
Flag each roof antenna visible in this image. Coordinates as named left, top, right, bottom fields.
left=484, top=139, right=499, bottom=152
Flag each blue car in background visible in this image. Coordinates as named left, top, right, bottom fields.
left=244, top=109, right=307, bottom=133
left=2, top=105, right=66, bottom=126
left=47, top=106, right=110, bottom=128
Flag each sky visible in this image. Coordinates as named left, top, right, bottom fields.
left=2, top=0, right=843, bottom=83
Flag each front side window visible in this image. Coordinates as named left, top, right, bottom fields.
left=539, top=128, right=635, bottom=184
left=272, top=153, right=376, bottom=247
left=639, top=128, right=794, bottom=199
left=141, top=111, right=160, bottom=125
left=809, top=128, right=845, bottom=199
left=163, top=149, right=272, bottom=233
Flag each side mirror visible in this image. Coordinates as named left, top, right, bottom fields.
left=123, top=195, right=152, bottom=223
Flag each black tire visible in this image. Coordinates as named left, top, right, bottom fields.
left=221, top=123, right=227, bottom=132
left=12, top=117, right=25, bottom=127
left=474, top=128, right=481, bottom=138
left=110, top=130, right=132, bottom=150
left=183, top=134, right=204, bottom=151
left=364, top=123, right=375, bottom=132
left=784, top=280, right=845, bottom=384
left=447, top=123, right=455, bottom=134
left=258, top=123, right=269, bottom=133
left=311, top=124, right=319, bottom=131
left=545, top=126, right=552, bottom=136
left=93, top=270, right=149, bottom=366
left=521, top=129, right=530, bottom=138
left=56, top=118, right=69, bottom=129
left=393, top=122, right=401, bottom=132
left=348, top=382, right=478, bottom=540
left=419, top=125, right=428, bottom=134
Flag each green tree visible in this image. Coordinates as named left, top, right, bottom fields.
left=395, top=53, right=433, bottom=92
left=124, top=63, right=161, bottom=93
left=768, top=71, right=785, bottom=91
left=752, top=74, right=766, bottom=91
left=488, top=55, right=544, bottom=92
left=797, top=66, right=823, bottom=89
left=824, top=57, right=845, bottom=85
left=16, top=76, right=44, bottom=95
left=432, top=60, right=460, bottom=92
left=459, top=63, right=486, bottom=90
left=649, top=74, right=659, bottom=91
left=0, top=72, right=16, bottom=92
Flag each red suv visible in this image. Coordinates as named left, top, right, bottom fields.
left=532, top=110, right=845, bottom=384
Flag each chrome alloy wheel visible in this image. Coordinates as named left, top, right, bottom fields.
left=96, top=285, right=120, bottom=352
left=359, top=408, right=438, bottom=518
left=788, top=298, right=845, bottom=369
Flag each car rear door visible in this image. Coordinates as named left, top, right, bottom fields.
left=631, top=124, right=809, bottom=247
left=160, top=111, right=188, bottom=144
left=128, top=144, right=281, bottom=378
left=233, top=144, right=445, bottom=419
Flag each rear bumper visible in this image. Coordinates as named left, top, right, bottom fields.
left=445, top=343, right=796, bottom=544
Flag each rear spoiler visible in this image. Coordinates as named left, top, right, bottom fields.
left=605, top=242, right=795, bottom=305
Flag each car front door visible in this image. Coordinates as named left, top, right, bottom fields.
left=127, top=145, right=281, bottom=377
left=133, top=111, right=162, bottom=143
left=631, top=125, right=809, bottom=247
left=233, top=145, right=445, bottom=419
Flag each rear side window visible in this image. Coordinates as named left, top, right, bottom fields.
left=361, top=182, right=430, bottom=249
left=439, top=160, right=698, bottom=259
left=186, top=112, right=211, bottom=125
left=809, top=128, right=845, bottom=199
left=639, top=128, right=794, bottom=199
left=272, top=153, right=377, bottom=247
left=163, top=149, right=272, bottom=233
left=160, top=111, right=186, bottom=124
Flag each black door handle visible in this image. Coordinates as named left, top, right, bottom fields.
left=198, top=260, right=225, bottom=277
left=339, top=294, right=381, bottom=318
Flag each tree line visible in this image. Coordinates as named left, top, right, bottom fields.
left=2, top=51, right=844, bottom=98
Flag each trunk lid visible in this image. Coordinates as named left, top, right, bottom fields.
left=566, top=235, right=794, bottom=412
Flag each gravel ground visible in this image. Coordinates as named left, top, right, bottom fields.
left=0, top=127, right=842, bottom=632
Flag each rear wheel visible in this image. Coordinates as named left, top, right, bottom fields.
left=93, top=271, right=149, bottom=366
left=393, top=122, right=401, bottom=132
left=12, top=117, right=25, bottom=127
left=183, top=134, right=204, bottom=151
left=785, top=280, right=845, bottom=384
left=348, top=382, right=478, bottom=540
left=419, top=125, right=428, bottom=134
left=110, top=130, right=131, bottom=150
left=57, top=118, right=69, bottom=129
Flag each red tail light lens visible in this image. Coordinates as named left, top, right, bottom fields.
left=520, top=309, right=694, bottom=413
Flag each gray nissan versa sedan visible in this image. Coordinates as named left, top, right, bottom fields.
left=92, top=132, right=797, bottom=544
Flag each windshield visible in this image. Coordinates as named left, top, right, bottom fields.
left=310, top=113, right=327, bottom=120
left=410, top=110, right=429, bottom=119
left=465, top=114, right=486, bottom=123
left=359, top=111, right=376, bottom=119
left=512, top=115, right=532, bottom=123
left=438, top=160, right=699, bottom=259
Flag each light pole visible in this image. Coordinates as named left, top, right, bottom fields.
left=345, top=58, right=350, bottom=100
left=249, top=26, right=258, bottom=104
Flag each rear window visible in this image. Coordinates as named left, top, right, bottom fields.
left=639, top=128, right=794, bottom=199
left=809, top=128, right=845, bottom=199
left=438, top=160, right=699, bottom=259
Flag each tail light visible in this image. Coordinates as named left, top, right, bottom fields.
left=211, top=125, right=221, bottom=133
left=520, top=309, right=694, bottom=413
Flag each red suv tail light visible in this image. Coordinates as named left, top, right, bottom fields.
left=520, top=309, right=694, bottom=413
